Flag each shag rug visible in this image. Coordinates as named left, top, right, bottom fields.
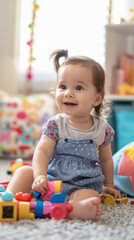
left=0, top=159, right=134, bottom=240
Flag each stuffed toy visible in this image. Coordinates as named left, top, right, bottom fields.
left=113, top=141, right=134, bottom=196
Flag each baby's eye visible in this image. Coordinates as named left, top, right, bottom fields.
left=59, top=84, right=66, bottom=89
left=76, top=85, right=84, bottom=90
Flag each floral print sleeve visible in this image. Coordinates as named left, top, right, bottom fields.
left=100, top=124, right=114, bottom=147
left=42, top=118, right=59, bottom=142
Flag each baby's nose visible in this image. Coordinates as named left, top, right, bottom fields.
left=65, top=89, right=74, bottom=97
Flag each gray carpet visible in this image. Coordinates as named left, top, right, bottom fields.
left=0, top=159, right=134, bottom=240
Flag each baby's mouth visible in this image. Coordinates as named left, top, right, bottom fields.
left=64, top=102, right=77, bottom=106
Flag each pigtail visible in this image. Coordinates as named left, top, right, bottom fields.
left=49, top=49, right=68, bottom=72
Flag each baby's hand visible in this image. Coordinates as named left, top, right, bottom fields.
left=103, top=186, right=121, bottom=200
left=32, top=175, right=49, bottom=193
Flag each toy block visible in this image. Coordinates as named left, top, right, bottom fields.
left=116, top=198, right=128, bottom=204
left=15, top=192, right=31, bottom=202
left=30, top=202, right=36, bottom=210
left=35, top=201, right=43, bottom=218
left=0, top=185, right=5, bottom=197
left=101, top=194, right=115, bottom=205
left=51, top=203, right=67, bottom=220
left=102, top=194, right=128, bottom=205
left=18, top=202, right=35, bottom=219
left=1, top=191, right=14, bottom=201
left=0, top=185, right=5, bottom=192
left=33, top=191, right=42, bottom=201
left=34, top=180, right=63, bottom=202
left=43, top=180, right=62, bottom=201
left=50, top=191, right=65, bottom=203
left=0, top=182, right=9, bottom=190
left=54, top=180, right=62, bottom=193
left=0, top=198, right=17, bottom=222
left=43, top=201, right=52, bottom=215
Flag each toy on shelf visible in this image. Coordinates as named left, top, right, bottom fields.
left=0, top=180, right=73, bottom=222
left=101, top=193, right=128, bottom=205
left=7, top=158, right=32, bottom=176
left=130, top=8, right=134, bottom=21
left=118, top=83, right=134, bottom=95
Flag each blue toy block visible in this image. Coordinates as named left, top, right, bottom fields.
left=0, top=185, right=5, bottom=197
left=35, top=201, right=43, bottom=218
left=33, top=191, right=41, bottom=199
left=0, top=185, right=5, bottom=192
left=1, top=191, right=14, bottom=201
left=50, top=191, right=65, bottom=203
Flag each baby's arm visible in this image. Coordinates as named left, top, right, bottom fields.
left=99, top=143, right=121, bottom=199
left=32, top=134, right=56, bottom=193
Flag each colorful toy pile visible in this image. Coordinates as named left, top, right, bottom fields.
left=0, top=180, right=73, bottom=222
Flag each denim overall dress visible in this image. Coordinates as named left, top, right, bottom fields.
left=47, top=137, right=105, bottom=202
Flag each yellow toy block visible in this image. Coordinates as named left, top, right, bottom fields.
left=55, top=180, right=62, bottom=193
left=102, top=194, right=128, bottom=205
left=102, top=194, right=116, bottom=205
left=10, top=162, right=23, bottom=176
left=0, top=198, right=17, bottom=222
left=116, top=197, right=128, bottom=204
left=18, top=202, right=35, bottom=220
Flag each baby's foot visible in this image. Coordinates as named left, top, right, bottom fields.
left=68, top=197, right=103, bottom=220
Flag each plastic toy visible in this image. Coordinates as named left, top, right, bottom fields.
left=101, top=193, right=128, bottom=205
left=119, top=83, right=134, bottom=95
left=130, top=8, right=134, bottom=21
left=0, top=180, right=73, bottom=222
left=34, top=180, right=63, bottom=201
left=7, top=158, right=32, bottom=176
left=113, top=142, right=134, bottom=197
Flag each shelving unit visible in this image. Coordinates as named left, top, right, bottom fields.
left=109, top=94, right=134, bottom=101
left=105, top=22, right=134, bottom=154
left=105, top=22, right=134, bottom=99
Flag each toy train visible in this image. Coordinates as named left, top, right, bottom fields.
left=7, top=158, right=32, bottom=176
left=0, top=180, right=73, bottom=222
left=101, top=193, right=128, bottom=205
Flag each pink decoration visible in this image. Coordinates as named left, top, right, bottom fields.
left=0, top=131, right=11, bottom=142
left=27, top=69, right=33, bottom=80
left=17, top=111, right=27, bottom=119
left=27, top=40, right=33, bottom=46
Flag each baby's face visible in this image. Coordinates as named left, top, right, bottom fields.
left=55, top=64, right=102, bottom=119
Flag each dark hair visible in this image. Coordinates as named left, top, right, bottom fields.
left=50, top=49, right=110, bottom=118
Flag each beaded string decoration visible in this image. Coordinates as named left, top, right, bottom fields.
left=26, top=0, right=39, bottom=94
left=108, top=0, right=113, bottom=24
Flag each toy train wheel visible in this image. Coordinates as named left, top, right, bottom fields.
left=50, top=204, right=67, bottom=220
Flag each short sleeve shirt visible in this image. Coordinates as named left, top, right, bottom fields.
left=42, top=114, right=114, bottom=148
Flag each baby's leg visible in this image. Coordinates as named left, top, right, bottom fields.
left=68, top=188, right=103, bottom=220
left=6, top=166, right=34, bottom=194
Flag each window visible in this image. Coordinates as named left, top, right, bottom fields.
left=19, top=0, right=109, bottom=92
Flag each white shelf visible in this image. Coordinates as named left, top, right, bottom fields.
left=106, top=22, right=134, bottom=35
left=109, top=94, right=134, bottom=101
left=105, top=22, right=134, bottom=101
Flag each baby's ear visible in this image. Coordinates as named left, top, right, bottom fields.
left=94, top=93, right=102, bottom=106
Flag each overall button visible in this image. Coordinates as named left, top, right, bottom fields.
left=64, top=138, right=68, bottom=142
left=89, top=139, right=93, bottom=144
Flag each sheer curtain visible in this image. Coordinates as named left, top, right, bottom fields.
left=19, top=0, right=109, bottom=92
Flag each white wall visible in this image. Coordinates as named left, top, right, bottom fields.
left=113, top=0, right=134, bottom=23
left=0, top=0, right=133, bottom=94
left=0, top=0, right=20, bottom=94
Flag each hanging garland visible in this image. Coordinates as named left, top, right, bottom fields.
left=26, top=0, right=39, bottom=94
